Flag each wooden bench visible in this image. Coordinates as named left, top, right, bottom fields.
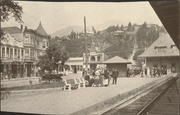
left=76, top=78, right=86, bottom=88
left=63, top=79, right=79, bottom=90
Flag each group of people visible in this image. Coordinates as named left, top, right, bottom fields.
left=126, top=67, right=168, bottom=78
left=83, top=68, right=119, bottom=87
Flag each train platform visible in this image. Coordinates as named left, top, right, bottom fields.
left=1, top=74, right=175, bottom=115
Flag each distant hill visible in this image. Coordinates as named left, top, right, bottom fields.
left=51, top=26, right=93, bottom=38
left=94, top=20, right=127, bottom=31
left=51, top=20, right=126, bottom=38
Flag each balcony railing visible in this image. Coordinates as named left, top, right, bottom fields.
left=24, top=43, right=35, bottom=47
left=1, top=57, right=13, bottom=62
left=24, top=56, right=36, bottom=62
left=1, top=57, right=25, bottom=62
left=13, top=58, right=24, bottom=62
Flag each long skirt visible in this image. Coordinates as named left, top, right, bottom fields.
left=94, top=75, right=100, bottom=86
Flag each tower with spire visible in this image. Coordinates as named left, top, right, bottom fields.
left=23, top=21, right=50, bottom=78
left=36, top=21, right=48, bottom=36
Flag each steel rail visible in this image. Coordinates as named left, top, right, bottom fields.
left=137, top=77, right=178, bottom=115
left=102, top=78, right=174, bottom=115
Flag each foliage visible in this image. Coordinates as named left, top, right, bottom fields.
left=0, top=0, right=23, bottom=22
left=67, top=31, right=77, bottom=39
left=1, top=0, right=23, bottom=38
left=136, top=22, right=160, bottom=49
left=37, top=38, right=69, bottom=73
left=61, top=22, right=165, bottom=62
left=127, top=22, right=134, bottom=31
left=105, top=25, right=120, bottom=33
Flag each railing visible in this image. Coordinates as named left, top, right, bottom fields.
left=1, top=57, right=24, bottom=62
left=24, top=56, right=36, bottom=62
left=24, top=43, right=35, bottom=47
left=13, top=58, right=24, bottom=62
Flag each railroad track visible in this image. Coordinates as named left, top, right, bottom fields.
left=100, top=76, right=179, bottom=115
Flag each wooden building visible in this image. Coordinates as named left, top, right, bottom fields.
left=139, top=33, right=180, bottom=74
left=102, top=56, right=131, bottom=77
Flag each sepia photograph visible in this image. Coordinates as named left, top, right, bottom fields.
left=1, top=0, right=179, bottom=114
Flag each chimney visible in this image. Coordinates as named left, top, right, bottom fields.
left=20, top=25, right=23, bottom=31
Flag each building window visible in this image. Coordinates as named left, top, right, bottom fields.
left=47, top=42, right=49, bottom=47
left=25, top=34, right=30, bottom=44
left=10, top=49, right=13, bottom=58
left=97, top=56, right=101, bottom=61
left=171, top=63, right=176, bottom=73
left=171, top=45, right=178, bottom=53
left=79, top=65, right=82, bottom=71
left=25, top=49, right=29, bottom=57
left=30, top=49, right=34, bottom=57
left=7, top=47, right=9, bottom=58
left=2, top=47, right=5, bottom=58
left=14, top=49, right=17, bottom=58
left=42, top=41, right=46, bottom=48
left=155, top=46, right=167, bottom=54
left=21, top=50, right=24, bottom=58
left=90, top=56, right=95, bottom=61
left=161, top=65, right=167, bottom=75
left=25, top=37, right=29, bottom=44
left=36, top=41, right=39, bottom=47
left=31, top=37, right=33, bottom=45
left=37, top=51, right=40, bottom=57
left=18, top=50, right=20, bottom=59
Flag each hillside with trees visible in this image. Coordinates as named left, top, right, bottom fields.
left=53, top=22, right=166, bottom=63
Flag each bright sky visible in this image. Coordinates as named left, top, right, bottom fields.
left=1, top=1, right=163, bottom=34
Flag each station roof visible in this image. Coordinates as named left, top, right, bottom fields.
left=149, top=1, right=179, bottom=50
left=102, top=56, right=131, bottom=64
left=139, top=33, right=180, bottom=58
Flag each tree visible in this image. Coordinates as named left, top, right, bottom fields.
left=0, top=0, right=23, bottom=22
left=127, top=22, right=133, bottom=31
left=120, top=25, right=124, bottom=30
left=106, top=25, right=119, bottom=33
left=68, top=31, right=77, bottom=39
left=92, top=26, right=96, bottom=34
left=37, top=39, right=69, bottom=74
left=1, top=0, right=23, bottom=38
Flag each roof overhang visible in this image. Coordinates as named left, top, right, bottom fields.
left=149, top=1, right=180, bottom=50
left=102, top=62, right=131, bottom=64
left=139, top=55, right=180, bottom=58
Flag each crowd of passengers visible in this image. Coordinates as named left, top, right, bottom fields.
left=82, top=66, right=169, bottom=86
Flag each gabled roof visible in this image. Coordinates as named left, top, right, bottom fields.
left=102, top=56, right=131, bottom=64
left=139, top=33, right=180, bottom=58
left=2, top=27, right=22, bottom=34
left=68, top=57, right=83, bottom=61
left=89, top=46, right=97, bottom=52
left=36, top=22, right=47, bottom=35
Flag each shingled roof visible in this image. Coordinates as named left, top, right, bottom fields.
left=139, top=33, right=180, bottom=58
left=2, top=27, right=22, bottom=34
left=102, top=56, right=131, bottom=64
left=36, top=22, right=47, bottom=35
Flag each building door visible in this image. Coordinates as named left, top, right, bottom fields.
left=20, top=65, right=24, bottom=78
left=171, top=63, right=176, bottom=73
left=12, top=64, right=17, bottom=78
left=71, top=65, right=77, bottom=73
left=1, top=64, right=4, bottom=73
left=161, top=65, right=167, bottom=75
left=27, top=65, right=31, bottom=77
left=90, top=64, right=96, bottom=70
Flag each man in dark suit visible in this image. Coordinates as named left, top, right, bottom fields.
left=112, top=68, right=119, bottom=84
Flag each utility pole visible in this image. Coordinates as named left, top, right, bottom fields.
left=84, top=16, right=88, bottom=68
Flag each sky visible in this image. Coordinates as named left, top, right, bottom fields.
left=1, top=1, right=163, bottom=34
